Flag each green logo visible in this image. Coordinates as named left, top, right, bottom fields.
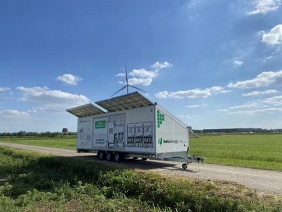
left=157, top=110, right=165, bottom=128
left=158, top=138, right=163, bottom=145
left=95, top=120, right=106, bottom=129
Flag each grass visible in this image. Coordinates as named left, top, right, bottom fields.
left=189, top=134, right=282, bottom=171
left=1, top=133, right=282, bottom=171
left=0, top=146, right=281, bottom=212
left=0, top=136, right=77, bottom=150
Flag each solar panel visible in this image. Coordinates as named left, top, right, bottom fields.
left=66, top=103, right=106, bottom=118
left=95, top=91, right=154, bottom=112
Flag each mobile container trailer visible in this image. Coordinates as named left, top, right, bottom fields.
left=66, top=92, right=204, bottom=169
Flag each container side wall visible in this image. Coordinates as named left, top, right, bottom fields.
left=77, top=117, right=93, bottom=149
left=155, top=106, right=189, bottom=155
left=125, top=105, right=156, bottom=154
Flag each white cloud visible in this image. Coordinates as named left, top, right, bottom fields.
left=177, top=114, right=194, bottom=119
left=0, top=110, right=29, bottom=117
left=115, top=73, right=125, bottom=77
left=242, top=90, right=278, bottom=96
left=116, top=62, right=172, bottom=86
left=128, top=78, right=153, bottom=86
left=263, top=95, right=282, bottom=105
left=227, top=108, right=282, bottom=115
left=233, top=60, right=244, bottom=67
left=151, top=61, right=172, bottom=69
left=248, top=0, right=282, bottom=15
left=261, top=24, right=282, bottom=45
left=227, top=70, right=282, bottom=89
left=16, top=86, right=90, bottom=111
left=185, top=104, right=203, bottom=108
left=155, top=86, right=230, bottom=99
left=129, top=69, right=159, bottom=78
left=229, top=103, right=258, bottom=109
left=0, top=87, right=10, bottom=92
left=57, top=74, right=82, bottom=85
left=262, top=55, right=273, bottom=63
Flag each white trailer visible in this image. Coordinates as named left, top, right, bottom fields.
left=66, top=92, right=205, bottom=169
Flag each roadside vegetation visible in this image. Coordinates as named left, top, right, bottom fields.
left=190, top=134, right=282, bottom=171
left=0, top=146, right=281, bottom=211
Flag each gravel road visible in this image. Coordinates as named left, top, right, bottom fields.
left=1, top=142, right=281, bottom=195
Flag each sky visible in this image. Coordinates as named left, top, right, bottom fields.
left=1, top=0, right=282, bottom=132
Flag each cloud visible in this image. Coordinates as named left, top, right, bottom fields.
left=16, top=86, right=90, bottom=111
left=248, top=0, right=282, bottom=15
left=155, top=86, right=230, bottom=99
left=116, top=62, right=172, bottom=86
left=261, top=24, right=282, bottom=45
left=129, top=69, right=159, bottom=78
left=0, top=87, right=10, bottom=92
left=229, top=103, right=258, bottom=110
left=227, top=107, right=282, bottom=115
left=0, top=110, right=29, bottom=117
left=242, top=90, right=279, bottom=96
left=227, top=70, right=282, bottom=89
left=57, top=74, right=82, bottom=85
left=115, top=73, right=125, bottom=77
left=185, top=104, right=203, bottom=108
left=263, top=95, right=282, bottom=105
left=151, top=61, right=172, bottom=69
left=128, top=78, right=153, bottom=86
left=177, top=114, right=194, bottom=119
left=233, top=60, right=244, bottom=67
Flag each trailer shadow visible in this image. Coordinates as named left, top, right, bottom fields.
left=65, top=154, right=198, bottom=173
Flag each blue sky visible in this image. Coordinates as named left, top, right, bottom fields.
left=1, top=0, right=282, bottom=132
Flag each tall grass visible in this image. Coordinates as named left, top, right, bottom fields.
left=0, top=146, right=281, bottom=211
left=190, top=134, right=282, bottom=171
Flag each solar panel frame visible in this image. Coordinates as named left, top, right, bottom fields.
left=66, top=103, right=106, bottom=118
left=95, top=91, right=154, bottom=112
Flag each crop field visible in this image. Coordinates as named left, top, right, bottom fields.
left=189, top=134, right=282, bottom=171
left=0, top=146, right=281, bottom=212
left=1, top=133, right=282, bottom=172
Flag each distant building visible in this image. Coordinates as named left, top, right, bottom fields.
left=62, top=128, right=69, bottom=134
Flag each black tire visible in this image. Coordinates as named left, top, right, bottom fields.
left=97, top=151, right=105, bottom=160
left=141, top=158, right=148, bottom=161
left=182, top=163, right=188, bottom=169
left=106, top=152, right=113, bottom=161
left=114, top=152, right=123, bottom=162
left=133, top=157, right=138, bottom=160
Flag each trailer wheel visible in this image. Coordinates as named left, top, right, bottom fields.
left=182, top=163, right=188, bottom=170
left=97, top=151, right=105, bottom=160
left=106, top=152, right=113, bottom=161
left=133, top=157, right=138, bottom=160
left=142, top=158, right=148, bottom=161
left=114, top=152, right=123, bottom=162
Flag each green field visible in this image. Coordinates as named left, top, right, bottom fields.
left=1, top=134, right=282, bottom=171
left=0, top=136, right=77, bottom=150
left=189, top=134, right=282, bottom=171
left=0, top=146, right=281, bottom=212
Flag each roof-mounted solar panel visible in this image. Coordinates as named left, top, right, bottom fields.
left=95, top=91, right=154, bottom=112
left=66, top=103, right=106, bottom=118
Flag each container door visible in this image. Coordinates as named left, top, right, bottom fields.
left=93, top=118, right=108, bottom=148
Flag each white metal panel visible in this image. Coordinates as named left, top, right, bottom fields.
left=77, top=117, right=93, bottom=149
left=66, top=103, right=106, bottom=117
left=95, top=91, right=154, bottom=112
left=155, top=106, right=189, bottom=154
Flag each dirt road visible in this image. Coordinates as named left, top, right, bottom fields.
left=1, top=142, right=281, bottom=194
